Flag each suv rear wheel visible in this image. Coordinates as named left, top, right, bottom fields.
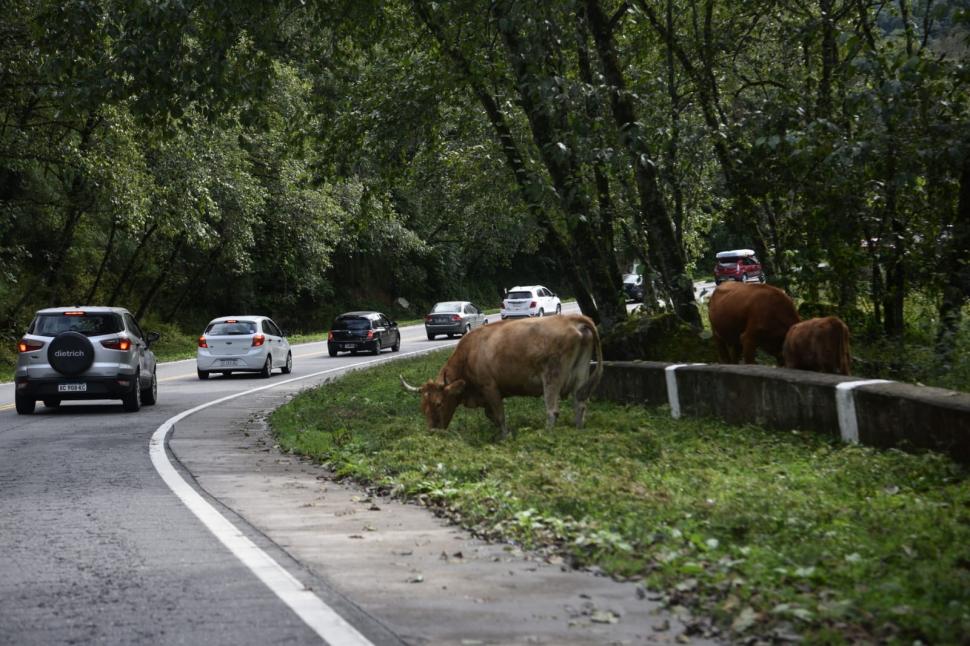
left=141, top=370, right=158, bottom=405
left=15, top=394, right=36, bottom=415
left=122, top=376, right=141, bottom=412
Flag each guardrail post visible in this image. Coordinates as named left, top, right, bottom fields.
left=835, top=379, right=891, bottom=443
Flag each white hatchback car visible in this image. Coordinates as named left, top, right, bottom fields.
left=197, top=316, right=292, bottom=379
left=501, top=285, right=562, bottom=319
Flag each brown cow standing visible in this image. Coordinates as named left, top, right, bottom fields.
left=708, top=282, right=800, bottom=365
left=401, top=314, right=603, bottom=438
left=783, top=316, right=851, bottom=375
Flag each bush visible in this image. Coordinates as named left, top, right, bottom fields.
left=602, top=310, right=718, bottom=362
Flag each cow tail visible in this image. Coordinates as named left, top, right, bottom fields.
left=574, top=320, right=604, bottom=401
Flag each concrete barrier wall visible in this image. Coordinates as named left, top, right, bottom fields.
left=596, top=361, right=970, bottom=464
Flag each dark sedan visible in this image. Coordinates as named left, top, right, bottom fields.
left=327, top=311, right=401, bottom=357
left=424, top=301, right=487, bottom=340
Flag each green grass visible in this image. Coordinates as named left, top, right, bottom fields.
left=271, top=349, right=970, bottom=644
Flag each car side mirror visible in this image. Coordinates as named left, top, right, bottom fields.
left=146, top=331, right=161, bottom=346
left=280, top=330, right=289, bottom=338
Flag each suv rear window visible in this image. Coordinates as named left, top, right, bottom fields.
left=206, top=321, right=257, bottom=335
left=333, top=317, right=372, bottom=331
left=31, top=313, right=124, bottom=337
left=507, top=291, right=533, bottom=299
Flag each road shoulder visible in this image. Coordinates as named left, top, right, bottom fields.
left=169, top=378, right=715, bottom=644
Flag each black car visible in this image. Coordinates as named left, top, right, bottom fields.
left=327, top=311, right=401, bottom=357
left=622, top=273, right=644, bottom=302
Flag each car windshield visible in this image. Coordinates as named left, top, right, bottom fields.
left=623, top=274, right=640, bottom=284
left=507, top=291, right=533, bottom=300
left=718, top=259, right=741, bottom=266
left=31, top=312, right=124, bottom=337
left=332, top=317, right=371, bottom=331
left=206, top=321, right=257, bottom=335
left=432, top=302, right=463, bottom=313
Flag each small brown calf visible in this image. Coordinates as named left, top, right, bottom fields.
left=783, top=316, right=851, bottom=375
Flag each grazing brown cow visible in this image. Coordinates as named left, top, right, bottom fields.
left=401, top=314, right=603, bottom=438
left=783, top=316, right=851, bottom=375
left=708, top=282, right=800, bottom=365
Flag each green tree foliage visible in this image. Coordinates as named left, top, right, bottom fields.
left=1, top=0, right=969, bottom=361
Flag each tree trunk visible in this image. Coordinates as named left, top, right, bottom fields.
left=85, top=215, right=119, bottom=303
left=636, top=0, right=776, bottom=282
left=411, top=0, right=601, bottom=322
left=136, top=236, right=186, bottom=321
left=936, top=152, right=970, bottom=359
left=585, top=0, right=700, bottom=327
left=107, top=222, right=159, bottom=305
left=493, top=3, right=627, bottom=330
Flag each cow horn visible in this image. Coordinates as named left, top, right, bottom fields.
left=400, top=375, right=421, bottom=393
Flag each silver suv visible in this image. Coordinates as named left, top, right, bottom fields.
left=14, top=307, right=160, bottom=414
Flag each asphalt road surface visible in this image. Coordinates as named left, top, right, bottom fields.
left=0, top=304, right=713, bottom=645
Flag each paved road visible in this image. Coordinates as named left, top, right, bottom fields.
left=0, top=305, right=712, bottom=645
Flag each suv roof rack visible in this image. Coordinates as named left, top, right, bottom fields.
left=715, top=249, right=756, bottom=259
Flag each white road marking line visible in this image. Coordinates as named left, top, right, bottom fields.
left=150, top=345, right=454, bottom=644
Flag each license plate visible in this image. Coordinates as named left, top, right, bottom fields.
left=342, top=344, right=356, bottom=349
left=218, top=359, right=239, bottom=366
left=58, top=383, right=87, bottom=393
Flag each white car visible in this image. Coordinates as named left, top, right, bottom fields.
left=501, top=285, right=562, bottom=319
left=197, top=315, right=292, bottom=379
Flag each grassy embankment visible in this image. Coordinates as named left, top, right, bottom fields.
left=270, top=349, right=970, bottom=644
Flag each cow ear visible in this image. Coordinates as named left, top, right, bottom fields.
left=444, top=379, right=466, bottom=396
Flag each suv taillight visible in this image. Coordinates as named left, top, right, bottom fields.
left=198, top=336, right=208, bottom=348
left=530, top=301, right=537, bottom=308
left=327, top=331, right=334, bottom=341
left=101, top=338, right=132, bottom=351
left=251, top=334, right=266, bottom=347
left=17, top=338, right=43, bottom=353
left=366, top=330, right=374, bottom=340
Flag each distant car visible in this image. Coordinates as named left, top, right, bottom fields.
left=197, top=315, right=291, bottom=379
left=425, top=301, right=488, bottom=340
left=714, top=249, right=765, bottom=284
left=500, top=285, right=562, bottom=319
left=14, top=306, right=160, bottom=414
left=622, top=273, right=644, bottom=302
left=328, top=311, right=401, bottom=356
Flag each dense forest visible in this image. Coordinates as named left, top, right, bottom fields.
left=2, top=1, right=968, bottom=367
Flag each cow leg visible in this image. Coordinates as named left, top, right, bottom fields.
left=542, top=376, right=562, bottom=429
left=714, top=335, right=732, bottom=363
left=543, top=389, right=560, bottom=429
left=740, top=331, right=758, bottom=364
left=572, top=396, right=588, bottom=429
left=542, top=372, right=562, bottom=429
left=481, top=387, right=509, bottom=439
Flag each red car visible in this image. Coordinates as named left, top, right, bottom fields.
left=714, top=249, right=765, bottom=284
